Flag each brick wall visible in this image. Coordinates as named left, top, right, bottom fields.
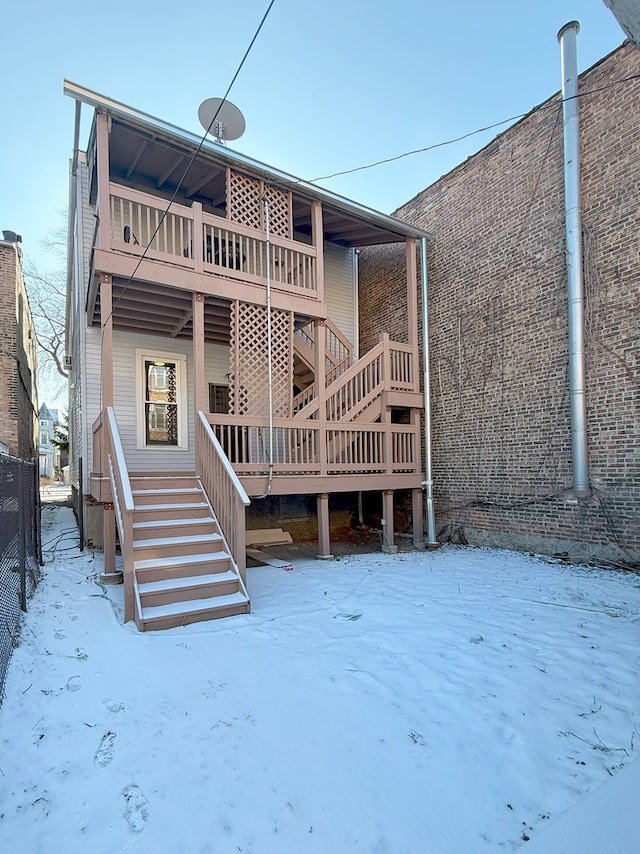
left=0, top=242, right=38, bottom=460
left=359, top=43, right=640, bottom=565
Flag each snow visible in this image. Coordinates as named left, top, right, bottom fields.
left=0, top=504, right=638, bottom=854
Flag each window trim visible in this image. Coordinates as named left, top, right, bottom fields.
left=135, top=349, right=188, bottom=451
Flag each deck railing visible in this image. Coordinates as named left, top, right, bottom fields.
left=294, top=334, right=418, bottom=422
left=103, top=407, right=136, bottom=623
left=196, top=412, right=250, bottom=584
left=208, top=414, right=419, bottom=476
left=109, top=183, right=318, bottom=299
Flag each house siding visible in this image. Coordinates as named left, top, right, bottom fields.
left=359, top=41, right=640, bottom=564
left=324, top=243, right=357, bottom=348
left=85, top=329, right=230, bottom=475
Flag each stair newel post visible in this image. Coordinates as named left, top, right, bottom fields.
left=380, top=333, right=393, bottom=474
left=315, top=318, right=328, bottom=476
left=193, top=291, right=206, bottom=416
left=100, top=273, right=117, bottom=576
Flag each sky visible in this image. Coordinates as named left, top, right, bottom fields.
left=0, top=501, right=638, bottom=852
left=0, top=0, right=628, bottom=409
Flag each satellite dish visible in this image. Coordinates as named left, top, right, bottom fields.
left=198, top=98, right=246, bottom=145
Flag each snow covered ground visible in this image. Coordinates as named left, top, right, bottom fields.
left=0, top=505, right=638, bottom=854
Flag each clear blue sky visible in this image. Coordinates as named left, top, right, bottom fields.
left=0, top=0, right=627, bottom=406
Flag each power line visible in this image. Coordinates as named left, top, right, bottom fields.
left=107, top=0, right=277, bottom=320
left=308, top=72, right=640, bottom=184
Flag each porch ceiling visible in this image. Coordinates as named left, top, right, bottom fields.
left=92, top=278, right=232, bottom=345
left=106, top=118, right=423, bottom=248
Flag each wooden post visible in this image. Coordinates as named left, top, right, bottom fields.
left=311, top=200, right=325, bottom=303
left=102, top=502, right=117, bottom=576
left=412, top=487, right=425, bottom=549
left=96, top=113, right=111, bottom=250
left=317, top=493, right=332, bottom=559
left=99, top=274, right=117, bottom=577
left=100, top=274, right=114, bottom=409
left=315, top=319, right=328, bottom=476
left=382, top=489, right=398, bottom=554
left=192, top=201, right=203, bottom=273
left=406, top=237, right=420, bottom=389
left=193, top=291, right=206, bottom=414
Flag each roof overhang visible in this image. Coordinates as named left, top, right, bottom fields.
left=63, top=80, right=432, bottom=248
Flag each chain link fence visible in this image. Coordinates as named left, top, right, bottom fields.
left=0, top=453, right=42, bottom=701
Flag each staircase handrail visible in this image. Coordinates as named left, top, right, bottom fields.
left=104, top=406, right=135, bottom=621
left=196, top=411, right=250, bottom=584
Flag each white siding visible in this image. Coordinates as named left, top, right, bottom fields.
left=323, top=243, right=357, bottom=350
left=84, top=329, right=230, bottom=474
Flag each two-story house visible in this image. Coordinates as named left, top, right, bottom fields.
left=65, top=82, right=432, bottom=631
left=38, top=403, right=58, bottom=477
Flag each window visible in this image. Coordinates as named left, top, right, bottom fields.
left=209, top=384, right=229, bottom=414
left=136, top=350, right=188, bottom=450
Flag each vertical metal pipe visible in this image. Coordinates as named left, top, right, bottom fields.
left=421, top=238, right=438, bottom=544
left=558, top=21, right=589, bottom=495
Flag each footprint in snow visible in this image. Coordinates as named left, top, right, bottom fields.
left=65, top=675, right=82, bottom=692
left=103, top=698, right=125, bottom=714
left=54, top=629, right=66, bottom=640
left=94, top=731, right=116, bottom=767
left=122, top=785, right=149, bottom=832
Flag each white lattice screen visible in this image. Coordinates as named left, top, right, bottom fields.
left=229, top=301, right=293, bottom=417
left=227, top=170, right=291, bottom=238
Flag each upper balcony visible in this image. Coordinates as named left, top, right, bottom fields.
left=106, top=181, right=319, bottom=302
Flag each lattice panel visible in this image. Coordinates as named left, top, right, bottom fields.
left=229, top=301, right=293, bottom=417
left=228, top=171, right=262, bottom=230
left=264, top=185, right=291, bottom=238
left=227, top=170, right=292, bottom=238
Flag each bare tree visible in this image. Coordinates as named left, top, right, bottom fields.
left=23, top=216, right=69, bottom=403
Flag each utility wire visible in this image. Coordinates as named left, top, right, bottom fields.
left=308, top=72, right=640, bottom=184
left=107, top=0, right=277, bottom=321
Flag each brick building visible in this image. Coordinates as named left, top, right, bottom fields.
left=359, top=40, right=640, bottom=565
left=0, top=234, right=38, bottom=460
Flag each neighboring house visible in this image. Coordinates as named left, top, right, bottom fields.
left=0, top=233, right=38, bottom=460
left=65, top=82, right=430, bottom=630
left=360, top=37, right=640, bottom=566
left=38, top=403, right=58, bottom=477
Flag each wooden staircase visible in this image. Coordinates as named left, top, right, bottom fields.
left=129, top=474, right=250, bottom=631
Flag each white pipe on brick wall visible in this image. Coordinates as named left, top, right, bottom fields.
left=421, top=237, right=437, bottom=544
left=558, top=21, right=590, bottom=496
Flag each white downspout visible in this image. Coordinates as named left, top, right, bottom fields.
left=421, top=237, right=438, bottom=545
left=558, top=21, right=590, bottom=495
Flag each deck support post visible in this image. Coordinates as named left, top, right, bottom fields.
left=382, top=489, right=398, bottom=554
left=101, top=502, right=118, bottom=579
left=317, top=493, right=333, bottom=559
left=412, top=488, right=425, bottom=549
left=99, top=274, right=118, bottom=578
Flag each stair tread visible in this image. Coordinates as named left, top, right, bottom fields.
left=133, top=517, right=214, bottom=530
left=134, top=551, right=229, bottom=571
left=138, top=571, right=238, bottom=594
left=133, top=533, right=223, bottom=549
left=132, top=488, right=201, bottom=496
left=134, top=502, right=208, bottom=512
left=141, top=591, right=249, bottom=620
